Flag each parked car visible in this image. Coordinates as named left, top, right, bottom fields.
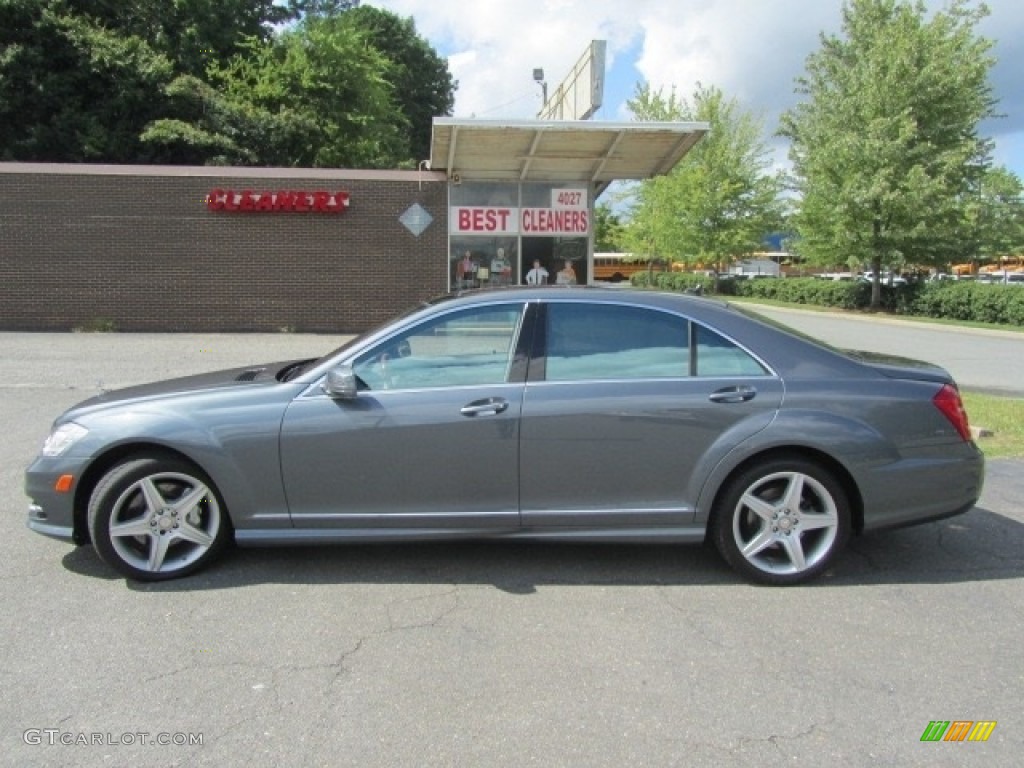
left=977, top=271, right=1024, bottom=285
left=859, top=272, right=908, bottom=286
left=25, top=287, right=984, bottom=585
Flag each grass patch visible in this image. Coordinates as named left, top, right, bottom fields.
left=962, top=392, right=1024, bottom=458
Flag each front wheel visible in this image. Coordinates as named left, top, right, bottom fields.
left=88, top=456, right=231, bottom=581
left=711, top=457, right=851, bottom=585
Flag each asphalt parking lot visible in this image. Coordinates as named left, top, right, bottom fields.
left=1, top=323, right=1022, bottom=768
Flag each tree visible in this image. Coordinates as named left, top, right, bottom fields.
left=144, top=18, right=407, bottom=167
left=954, top=166, right=1024, bottom=270
left=0, top=1, right=293, bottom=162
left=287, top=0, right=361, bottom=18
left=340, top=5, right=456, bottom=163
left=624, top=84, right=784, bottom=275
left=594, top=201, right=627, bottom=252
left=62, top=1, right=295, bottom=76
left=780, top=0, right=997, bottom=307
left=0, top=3, right=173, bottom=162
left=1, top=2, right=454, bottom=167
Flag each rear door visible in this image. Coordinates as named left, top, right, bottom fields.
left=519, top=300, right=784, bottom=527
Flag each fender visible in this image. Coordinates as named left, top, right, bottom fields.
left=71, top=386, right=299, bottom=530
left=693, top=408, right=894, bottom=523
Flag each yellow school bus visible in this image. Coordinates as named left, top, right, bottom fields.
left=592, top=253, right=663, bottom=282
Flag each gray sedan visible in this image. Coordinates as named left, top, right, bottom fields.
left=25, top=287, right=984, bottom=585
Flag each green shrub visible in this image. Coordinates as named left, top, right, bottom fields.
left=907, top=282, right=1024, bottom=325
left=733, top=277, right=868, bottom=309
left=629, top=273, right=1023, bottom=327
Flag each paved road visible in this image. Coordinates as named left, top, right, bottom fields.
left=745, top=304, right=1024, bottom=396
left=1, top=328, right=1022, bottom=767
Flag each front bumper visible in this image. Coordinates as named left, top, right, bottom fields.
left=24, top=455, right=86, bottom=545
left=27, top=504, right=75, bottom=541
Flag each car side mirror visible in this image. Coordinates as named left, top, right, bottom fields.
left=322, top=365, right=358, bottom=399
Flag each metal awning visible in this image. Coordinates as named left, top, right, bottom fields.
left=429, top=118, right=709, bottom=195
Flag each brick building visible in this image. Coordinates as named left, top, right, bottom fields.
left=0, top=163, right=448, bottom=333
left=0, top=119, right=707, bottom=333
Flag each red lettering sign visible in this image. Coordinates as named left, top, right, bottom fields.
left=521, top=208, right=589, bottom=235
left=207, top=189, right=350, bottom=214
left=452, top=206, right=516, bottom=234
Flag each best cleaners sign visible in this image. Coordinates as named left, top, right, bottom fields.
left=452, top=188, right=589, bottom=236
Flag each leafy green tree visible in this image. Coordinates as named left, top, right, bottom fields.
left=144, top=18, right=407, bottom=167
left=624, top=83, right=784, bottom=274
left=780, top=0, right=997, bottom=306
left=2, top=2, right=453, bottom=167
left=139, top=74, right=278, bottom=165
left=140, top=5, right=454, bottom=167
left=956, top=166, right=1024, bottom=269
left=287, top=0, right=360, bottom=18
left=0, top=1, right=173, bottom=161
left=340, top=5, right=456, bottom=164
left=594, top=201, right=627, bottom=252
left=59, top=1, right=294, bottom=76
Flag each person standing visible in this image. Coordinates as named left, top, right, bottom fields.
left=491, top=247, right=511, bottom=285
left=456, top=250, right=476, bottom=287
left=526, top=259, right=549, bottom=285
left=556, top=259, right=577, bottom=285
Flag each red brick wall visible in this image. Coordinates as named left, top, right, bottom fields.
left=0, top=164, right=449, bottom=332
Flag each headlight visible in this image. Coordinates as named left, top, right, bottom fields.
left=41, top=423, right=89, bottom=457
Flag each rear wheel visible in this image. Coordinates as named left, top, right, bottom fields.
left=711, top=457, right=850, bottom=585
left=88, top=456, right=231, bottom=581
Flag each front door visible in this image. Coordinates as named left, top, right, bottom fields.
left=280, top=303, right=527, bottom=530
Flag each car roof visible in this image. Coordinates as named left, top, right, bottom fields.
left=445, top=284, right=726, bottom=311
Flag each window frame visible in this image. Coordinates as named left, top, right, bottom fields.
left=350, top=301, right=532, bottom=392
left=530, top=299, right=773, bottom=384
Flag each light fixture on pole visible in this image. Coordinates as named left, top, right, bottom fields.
left=533, top=68, right=547, bottom=106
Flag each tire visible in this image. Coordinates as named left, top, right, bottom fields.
left=87, top=456, right=231, bottom=581
left=711, top=457, right=851, bottom=585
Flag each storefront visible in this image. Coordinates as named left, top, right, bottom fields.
left=430, top=118, right=707, bottom=292
left=448, top=182, right=591, bottom=288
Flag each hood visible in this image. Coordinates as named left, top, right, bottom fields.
left=63, top=360, right=304, bottom=417
left=841, top=349, right=953, bottom=385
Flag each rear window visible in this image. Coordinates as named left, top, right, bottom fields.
left=544, top=302, right=768, bottom=381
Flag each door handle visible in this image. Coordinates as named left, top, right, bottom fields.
left=460, top=397, right=510, bottom=417
left=708, top=386, right=757, bottom=404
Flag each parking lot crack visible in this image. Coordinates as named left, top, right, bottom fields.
left=314, top=587, right=462, bottom=690
left=384, top=586, right=460, bottom=633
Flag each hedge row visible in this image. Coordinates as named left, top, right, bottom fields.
left=629, top=273, right=1024, bottom=326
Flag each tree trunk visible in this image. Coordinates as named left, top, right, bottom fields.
left=870, top=255, right=882, bottom=309
left=870, top=215, right=883, bottom=310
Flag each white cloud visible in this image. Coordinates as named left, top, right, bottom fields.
left=368, top=0, right=1024, bottom=175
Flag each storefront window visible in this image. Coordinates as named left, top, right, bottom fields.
left=450, top=236, right=518, bottom=290
left=448, top=181, right=591, bottom=289
left=520, top=183, right=589, bottom=286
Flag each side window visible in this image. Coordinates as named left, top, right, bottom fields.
left=545, top=303, right=689, bottom=381
left=353, top=305, right=523, bottom=390
left=694, top=324, right=769, bottom=377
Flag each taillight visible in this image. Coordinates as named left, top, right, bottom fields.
left=933, top=384, right=971, bottom=441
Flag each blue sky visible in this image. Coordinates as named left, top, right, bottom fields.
left=370, top=0, right=1024, bottom=181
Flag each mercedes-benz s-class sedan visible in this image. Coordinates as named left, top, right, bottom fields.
left=26, top=287, right=984, bottom=585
